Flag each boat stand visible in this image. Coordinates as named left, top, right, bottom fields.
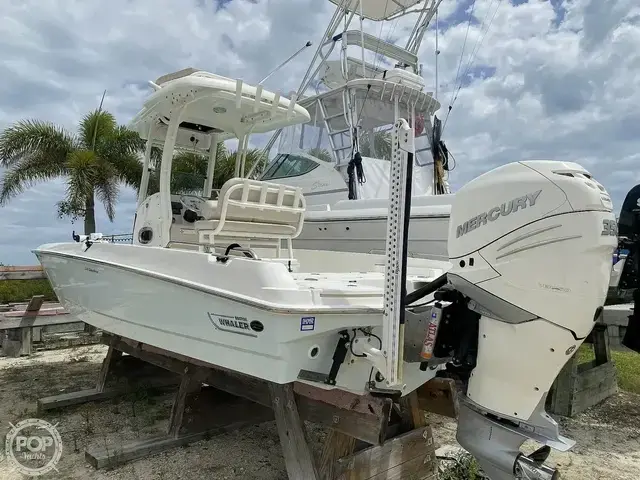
left=36, top=333, right=442, bottom=479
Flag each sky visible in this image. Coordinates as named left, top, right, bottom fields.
left=0, top=0, right=639, bottom=265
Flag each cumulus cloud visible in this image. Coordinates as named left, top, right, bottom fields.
left=0, top=0, right=638, bottom=265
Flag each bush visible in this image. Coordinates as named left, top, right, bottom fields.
left=0, top=279, right=57, bottom=303
left=439, top=451, right=486, bottom=480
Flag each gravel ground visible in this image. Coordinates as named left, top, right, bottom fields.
left=0, top=345, right=638, bottom=479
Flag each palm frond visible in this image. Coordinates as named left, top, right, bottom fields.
left=0, top=119, right=75, bottom=168
left=306, top=147, right=333, bottom=163
left=241, top=148, right=268, bottom=179
left=213, top=148, right=267, bottom=185
left=149, top=146, right=163, bottom=168
left=0, top=152, right=67, bottom=205
left=170, top=151, right=208, bottom=194
left=360, top=130, right=391, bottom=160
left=0, top=108, right=150, bottom=229
left=55, top=198, right=85, bottom=222
left=97, top=127, right=146, bottom=190
left=109, top=126, right=146, bottom=154
left=65, top=150, right=98, bottom=207
left=93, top=159, right=119, bottom=221
left=78, top=109, right=117, bottom=150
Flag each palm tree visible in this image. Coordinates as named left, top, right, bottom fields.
left=0, top=109, right=144, bottom=234
left=306, top=147, right=333, bottom=162
left=359, top=129, right=392, bottom=160
left=146, top=143, right=268, bottom=197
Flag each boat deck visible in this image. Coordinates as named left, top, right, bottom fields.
left=293, top=270, right=441, bottom=307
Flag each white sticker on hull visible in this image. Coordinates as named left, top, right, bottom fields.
left=300, top=316, right=315, bottom=331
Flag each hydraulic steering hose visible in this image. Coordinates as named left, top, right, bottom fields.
left=405, top=272, right=448, bottom=306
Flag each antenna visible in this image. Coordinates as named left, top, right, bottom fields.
left=435, top=8, right=439, bottom=101
left=91, top=89, right=107, bottom=150
left=259, top=41, right=313, bottom=85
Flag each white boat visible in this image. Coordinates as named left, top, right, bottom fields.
left=251, top=0, right=453, bottom=262
left=34, top=60, right=619, bottom=479
left=35, top=70, right=448, bottom=396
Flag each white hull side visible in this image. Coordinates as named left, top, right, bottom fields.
left=295, top=214, right=450, bottom=261
left=34, top=243, right=438, bottom=395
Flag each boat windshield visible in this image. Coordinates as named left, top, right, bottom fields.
left=260, top=153, right=321, bottom=182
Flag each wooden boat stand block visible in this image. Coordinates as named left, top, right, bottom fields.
left=1, top=295, right=44, bottom=357
left=34, top=334, right=439, bottom=479
left=0, top=294, right=101, bottom=357
left=546, top=322, right=618, bottom=417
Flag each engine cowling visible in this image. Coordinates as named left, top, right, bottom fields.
left=444, top=160, right=617, bottom=480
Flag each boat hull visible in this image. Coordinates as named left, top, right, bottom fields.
left=34, top=242, right=438, bottom=395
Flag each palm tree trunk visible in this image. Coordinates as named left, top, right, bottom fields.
left=84, top=190, right=96, bottom=235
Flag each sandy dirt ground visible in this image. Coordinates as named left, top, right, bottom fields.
left=0, top=344, right=638, bottom=480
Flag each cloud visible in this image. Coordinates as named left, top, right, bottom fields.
left=0, top=0, right=639, bottom=265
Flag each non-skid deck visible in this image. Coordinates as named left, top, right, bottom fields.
left=293, top=270, right=442, bottom=306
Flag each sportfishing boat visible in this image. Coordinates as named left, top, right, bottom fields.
left=253, top=0, right=454, bottom=261
left=34, top=63, right=619, bottom=480
left=35, top=68, right=449, bottom=394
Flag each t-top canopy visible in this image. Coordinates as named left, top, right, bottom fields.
left=327, top=0, right=423, bottom=21
left=129, top=68, right=311, bottom=150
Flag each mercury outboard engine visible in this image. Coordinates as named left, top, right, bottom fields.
left=617, top=184, right=640, bottom=352
left=423, top=160, right=617, bottom=479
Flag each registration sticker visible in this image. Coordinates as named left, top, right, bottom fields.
left=300, top=316, right=315, bottom=331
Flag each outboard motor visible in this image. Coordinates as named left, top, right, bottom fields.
left=435, top=160, right=616, bottom=479
left=617, top=184, right=640, bottom=352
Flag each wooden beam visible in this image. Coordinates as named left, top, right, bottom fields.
left=96, top=342, right=123, bottom=393
left=592, top=323, right=612, bottom=365
left=1, top=295, right=46, bottom=356
left=548, top=324, right=618, bottom=417
left=38, top=355, right=180, bottom=414
left=37, top=377, right=180, bottom=415
left=318, top=430, right=357, bottom=480
left=294, top=382, right=388, bottom=417
left=400, top=390, right=427, bottom=430
left=37, top=332, right=443, bottom=479
left=106, top=335, right=393, bottom=445
left=0, top=311, right=73, bottom=330
left=416, top=378, right=459, bottom=419
left=168, top=368, right=198, bottom=438
left=270, top=383, right=320, bottom=480
left=0, top=266, right=46, bottom=281
left=334, top=426, right=436, bottom=480
left=86, top=413, right=270, bottom=470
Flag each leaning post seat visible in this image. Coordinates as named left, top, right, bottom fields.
left=193, top=178, right=306, bottom=258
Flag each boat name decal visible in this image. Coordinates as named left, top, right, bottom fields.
left=311, top=180, right=329, bottom=191
left=208, top=313, right=258, bottom=338
left=456, top=189, right=542, bottom=238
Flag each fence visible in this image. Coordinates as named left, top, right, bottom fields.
left=0, top=262, right=106, bottom=356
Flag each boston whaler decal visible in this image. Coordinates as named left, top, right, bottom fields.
left=456, top=189, right=542, bottom=238
left=208, top=312, right=258, bottom=337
